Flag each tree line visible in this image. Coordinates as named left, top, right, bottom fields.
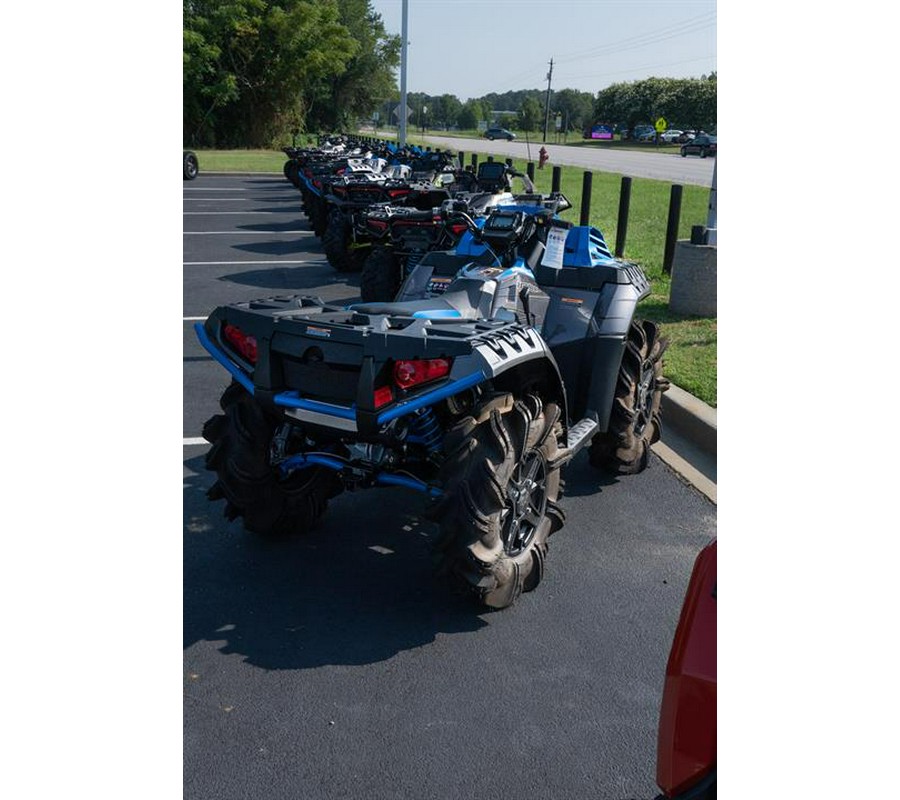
left=183, top=0, right=400, bottom=147
left=183, top=0, right=716, bottom=146
left=385, top=77, right=715, bottom=138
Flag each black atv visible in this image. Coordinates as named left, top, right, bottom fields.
left=321, top=171, right=457, bottom=274
left=196, top=205, right=668, bottom=609
left=297, top=154, right=385, bottom=239
left=358, top=161, right=562, bottom=302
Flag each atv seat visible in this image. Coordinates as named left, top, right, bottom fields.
left=350, top=278, right=493, bottom=321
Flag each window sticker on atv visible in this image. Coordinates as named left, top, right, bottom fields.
left=542, top=227, right=567, bottom=269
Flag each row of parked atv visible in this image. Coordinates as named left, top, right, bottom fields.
left=195, top=134, right=669, bottom=610
left=283, top=135, right=566, bottom=303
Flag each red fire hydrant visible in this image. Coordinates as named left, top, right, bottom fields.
left=538, top=146, right=549, bottom=169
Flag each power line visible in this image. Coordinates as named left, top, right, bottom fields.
left=554, top=13, right=716, bottom=65
left=554, top=54, right=717, bottom=82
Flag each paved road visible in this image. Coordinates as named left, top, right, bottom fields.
left=376, top=132, right=716, bottom=187
left=183, top=174, right=716, bottom=800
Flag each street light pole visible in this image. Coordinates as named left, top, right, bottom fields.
left=399, top=0, right=408, bottom=147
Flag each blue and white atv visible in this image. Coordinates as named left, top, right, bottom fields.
left=196, top=204, right=669, bottom=609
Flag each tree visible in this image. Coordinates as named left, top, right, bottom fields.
left=183, top=1, right=398, bottom=147
left=458, top=98, right=488, bottom=130
left=312, top=0, right=400, bottom=132
left=519, top=96, right=542, bottom=133
left=552, top=88, right=595, bottom=134
left=437, top=94, right=462, bottom=129
left=594, top=77, right=716, bottom=135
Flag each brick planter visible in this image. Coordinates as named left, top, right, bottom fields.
left=669, top=241, right=717, bottom=316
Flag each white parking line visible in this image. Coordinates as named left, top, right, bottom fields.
left=184, top=230, right=313, bottom=235
left=183, top=259, right=326, bottom=265
left=184, top=197, right=298, bottom=201
left=184, top=438, right=208, bottom=446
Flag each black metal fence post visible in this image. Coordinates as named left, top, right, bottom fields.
left=551, top=165, right=562, bottom=193
left=458, top=151, right=465, bottom=169
left=615, top=177, right=632, bottom=257
left=471, top=153, right=478, bottom=170
left=505, top=157, right=513, bottom=168
left=663, top=184, right=684, bottom=275
left=527, top=162, right=535, bottom=181
left=579, top=171, right=593, bottom=226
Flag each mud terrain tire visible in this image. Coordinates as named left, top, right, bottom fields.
left=203, top=383, right=342, bottom=537
left=433, top=392, right=566, bottom=609
left=323, top=211, right=357, bottom=272
left=589, top=319, right=669, bottom=474
left=360, top=247, right=402, bottom=302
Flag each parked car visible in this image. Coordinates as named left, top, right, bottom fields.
left=676, top=131, right=696, bottom=144
left=628, top=124, right=655, bottom=142
left=680, top=135, right=716, bottom=158
left=660, top=129, right=683, bottom=143
left=183, top=150, right=199, bottom=180
left=483, top=127, right=516, bottom=141
left=656, top=538, right=716, bottom=799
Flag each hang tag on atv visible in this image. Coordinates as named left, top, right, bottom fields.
left=542, top=226, right=567, bottom=269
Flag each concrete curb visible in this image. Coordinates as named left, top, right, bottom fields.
left=662, top=384, right=716, bottom=456
left=652, top=383, right=717, bottom=504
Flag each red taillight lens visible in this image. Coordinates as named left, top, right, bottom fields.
left=387, top=188, right=410, bottom=198
left=393, top=358, right=452, bottom=390
left=373, top=385, right=394, bottom=408
left=367, top=219, right=388, bottom=233
left=449, top=223, right=467, bottom=236
left=223, top=324, right=258, bottom=365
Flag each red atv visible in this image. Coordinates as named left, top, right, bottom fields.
left=656, top=538, right=717, bottom=799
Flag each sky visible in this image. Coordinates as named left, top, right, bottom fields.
left=369, top=0, right=717, bottom=100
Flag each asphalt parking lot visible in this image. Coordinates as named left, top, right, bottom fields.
left=183, top=173, right=716, bottom=800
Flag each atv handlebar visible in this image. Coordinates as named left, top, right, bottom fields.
left=507, top=168, right=536, bottom=194
left=438, top=201, right=483, bottom=241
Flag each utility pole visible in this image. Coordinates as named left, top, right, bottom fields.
left=399, top=0, right=408, bottom=147
left=542, top=57, right=554, bottom=143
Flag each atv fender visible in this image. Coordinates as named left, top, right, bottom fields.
left=467, top=326, right=569, bottom=436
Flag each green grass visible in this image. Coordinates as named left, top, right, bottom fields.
left=501, top=156, right=716, bottom=406
left=187, top=146, right=717, bottom=407
left=372, top=126, right=685, bottom=154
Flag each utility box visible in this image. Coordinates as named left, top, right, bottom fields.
left=669, top=241, right=717, bottom=316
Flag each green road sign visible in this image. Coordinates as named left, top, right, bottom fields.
left=655, top=116, right=667, bottom=133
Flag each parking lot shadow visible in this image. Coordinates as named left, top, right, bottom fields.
left=557, top=449, right=620, bottom=497
left=219, top=266, right=359, bottom=294
left=230, top=240, right=323, bottom=257
left=183, top=452, right=487, bottom=671
left=238, top=220, right=310, bottom=233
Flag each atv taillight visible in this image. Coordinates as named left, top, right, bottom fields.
left=367, top=219, right=388, bottom=232
left=449, top=223, right=467, bottom=236
left=387, top=188, right=410, bottom=199
left=393, top=358, right=452, bottom=390
left=374, top=385, right=394, bottom=408
left=223, top=324, right=258, bottom=365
